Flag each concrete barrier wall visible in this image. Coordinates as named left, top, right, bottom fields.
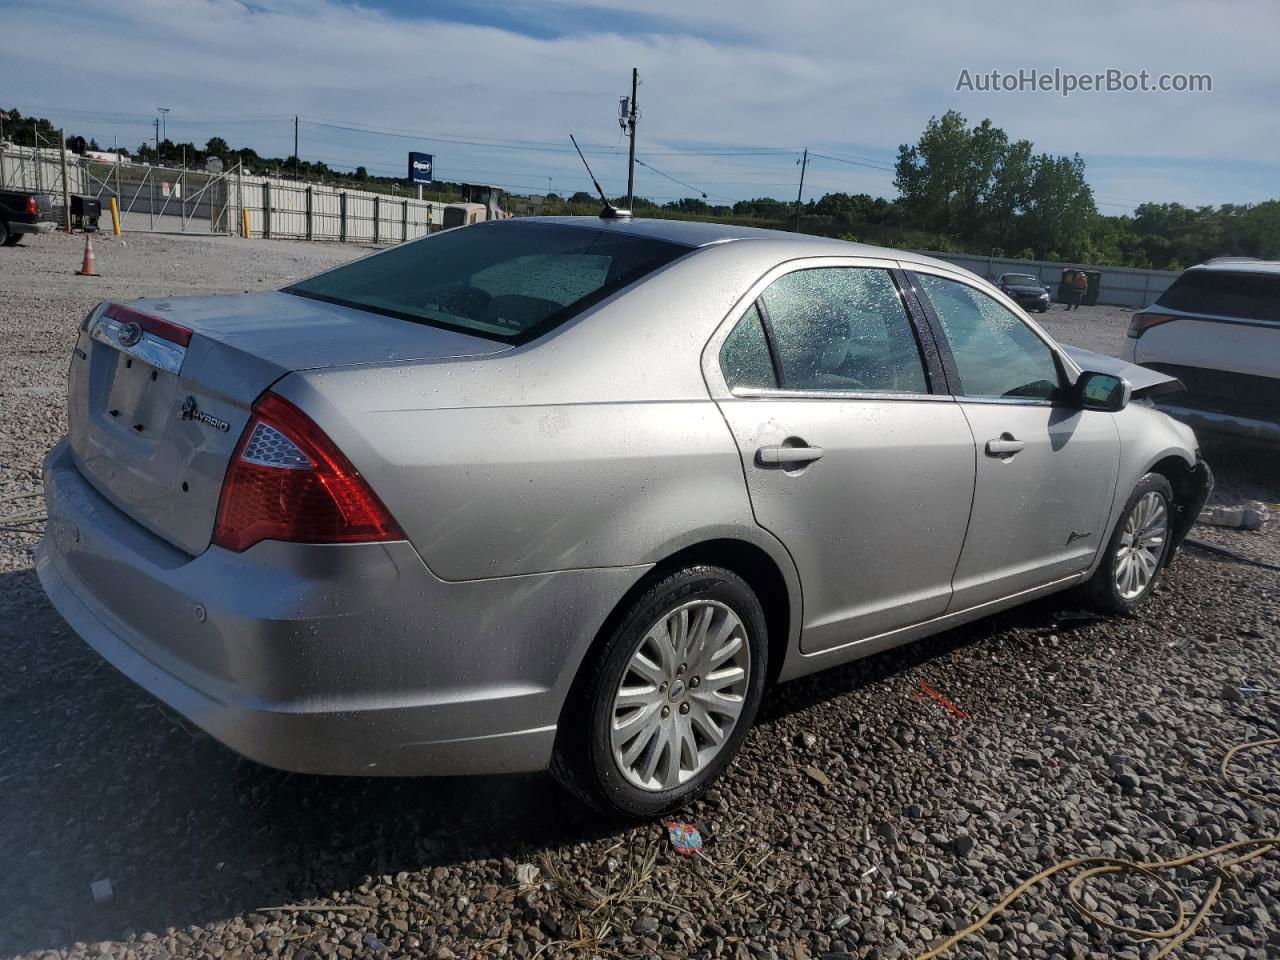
left=910, top=250, right=1179, bottom=309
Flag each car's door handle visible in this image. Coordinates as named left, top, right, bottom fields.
left=985, top=436, right=1026, bottom=457
left=757, top=444, right=825, bottom=465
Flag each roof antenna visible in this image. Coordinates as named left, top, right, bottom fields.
left=570, top=134, right=631, bottom=219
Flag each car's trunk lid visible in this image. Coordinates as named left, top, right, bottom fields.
left=68, top=292, right=508, bottom=555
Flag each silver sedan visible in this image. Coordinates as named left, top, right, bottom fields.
left=37, top=217, right=1211, bottom=816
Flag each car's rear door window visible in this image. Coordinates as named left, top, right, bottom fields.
left=284, top=222, right=689, bottom=343
left=913, top=272, right=1061, bottom=400
left=758, top=267, right=928, bottom=394
left=719, top=304, right=777, bottom=390
left=1157, top=270, right=1280, bottom=323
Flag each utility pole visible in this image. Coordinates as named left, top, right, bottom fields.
left=794, top=148, right=808, bottom=232
left=154, top=117, right=160, bottom=164
left=293, top=116, right=299, bottom=179
left=622, top=68, right=638, bottom=211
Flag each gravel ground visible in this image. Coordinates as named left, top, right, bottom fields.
left=1034, top=302, right=1135, bottom=360
left=0, top=234, right=1277, bottom=960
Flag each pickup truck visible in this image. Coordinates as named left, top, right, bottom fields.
left=0, top=189, right=55, bottom=246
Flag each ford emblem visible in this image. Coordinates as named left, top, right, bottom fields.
left=117, top=321, right=143, bottom=347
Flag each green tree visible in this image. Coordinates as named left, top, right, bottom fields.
left=1017, top=153, right=1094, bottom=260
left=894, top=110, right=973, bottom=236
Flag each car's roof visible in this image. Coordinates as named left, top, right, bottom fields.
left=1190, top=257, right=1280, bottom=275
left=519, top=215, right=960, bottom=272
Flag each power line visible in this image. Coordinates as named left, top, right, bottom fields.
left=634, top=158, right=730, bottom=202
left=808, top=151, right=895, bottom=173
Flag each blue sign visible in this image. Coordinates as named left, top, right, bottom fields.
left=408, top=152, right=433, bottom=184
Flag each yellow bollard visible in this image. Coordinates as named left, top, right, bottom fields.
left=109, top=196, right=122, bottom=237
left=241, top=207, right=251, bottom=239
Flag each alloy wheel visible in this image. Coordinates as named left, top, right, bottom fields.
left=1114, top=490, right=1169, bottom=601
left=609, top=599, right=751, bottom=791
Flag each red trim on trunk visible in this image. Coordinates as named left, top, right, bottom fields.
left=103, top=303, right=193, bottom=347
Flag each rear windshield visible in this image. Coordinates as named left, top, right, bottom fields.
left=284, top=221, right=689, bottom=343
left=1157, top=269, right=1280, bottom=323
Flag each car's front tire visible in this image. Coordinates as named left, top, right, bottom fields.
left=1083, top=473, right=1174, bottom=614
left=552, top=565, right=768, bottom=818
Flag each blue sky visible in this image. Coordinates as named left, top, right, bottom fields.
left=4, top=0, right=1277, bottom=212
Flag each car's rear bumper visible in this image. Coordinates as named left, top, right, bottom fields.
left=37, top=438, right=648, bottom=776
left=10, top=220, right=55, bottom=235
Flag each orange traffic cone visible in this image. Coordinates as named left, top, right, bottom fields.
left=76, top=233, right=99, bottom=277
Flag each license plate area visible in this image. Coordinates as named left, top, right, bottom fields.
left=100, top=352, right=179, bottom=436
left=89, top=310, right=188, bottom=438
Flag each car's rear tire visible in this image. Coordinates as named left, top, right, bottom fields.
left=0, top=221, right=12, bottom=246
left=1082, top=473, right=1174, bottom=614
left=551, top=564, right=768, bottom=818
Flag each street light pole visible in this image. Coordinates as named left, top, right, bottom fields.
left=157, top=107, right=169, bottom=164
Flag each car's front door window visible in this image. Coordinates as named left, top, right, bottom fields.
left=913, top=272, right=1060, bottom=400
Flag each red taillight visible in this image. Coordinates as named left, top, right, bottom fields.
left=103, top=302, right=193, bottom=346
left=212, top=392, right=403, bottom=552
left=25, top=195, right=38, bottom=215
left=1127, top=311, right=1176, bottom=339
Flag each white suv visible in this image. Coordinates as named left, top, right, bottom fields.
left=1123, top=258, right=1280, bottom=445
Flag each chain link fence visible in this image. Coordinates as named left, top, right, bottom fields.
left=2, top=142, right=448, bottom=244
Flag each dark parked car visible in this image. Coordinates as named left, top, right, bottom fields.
left=0, top=189, right=55, bottom=246
left=995, top=272, right=1051, bottom=312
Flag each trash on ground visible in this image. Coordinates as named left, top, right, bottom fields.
left=90, top=879, right=113, bottom=903
left=1199, top=502, right=1269, bottom=530
left=513, top=862, right=540, bottom=886
left=362, top=934, right=387, bottom=952
left=917, top=681, right=967, bottom=719
left=664, top=821, right=703, bottom=856
left=1055, top=609, right=1105, bottom=622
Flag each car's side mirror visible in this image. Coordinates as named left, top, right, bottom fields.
left=1076, top=371, right=1131, bottom=412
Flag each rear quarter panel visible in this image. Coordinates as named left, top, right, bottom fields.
left=277, top=240, right=805, bottom=582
